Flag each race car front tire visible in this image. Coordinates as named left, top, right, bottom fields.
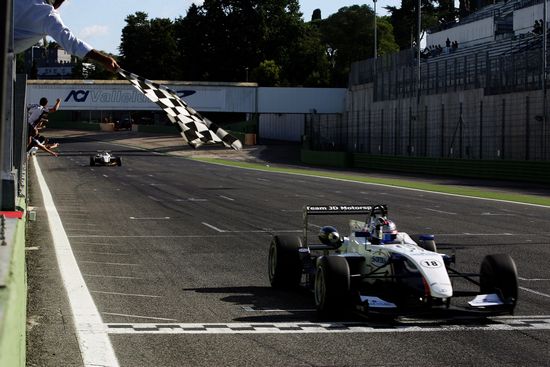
left=419, top=239, right=437, bottom=253
left=90, top=157, right=95, bottom=166
left=480, top=253, right=518, bottom=309
left=315, top=256, right=351, bottom=316
left=268, top=235, right=302, bottom=289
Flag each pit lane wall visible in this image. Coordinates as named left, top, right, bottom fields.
left=0, top=198, right=27, bottom=367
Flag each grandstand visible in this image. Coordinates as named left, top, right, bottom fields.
left=326, top=0, right=550, bottom=163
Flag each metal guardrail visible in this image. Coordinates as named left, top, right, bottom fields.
left=0, top=0, right=11, bottom=209
left=1, top=0, right=27, bottom=211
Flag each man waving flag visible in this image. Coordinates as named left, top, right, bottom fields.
left=118, top=69, right=242, bottom=150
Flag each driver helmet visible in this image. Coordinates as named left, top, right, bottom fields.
left=318, top=226, right=342, bottom=247
left=370, top=217, right=398, bottom=243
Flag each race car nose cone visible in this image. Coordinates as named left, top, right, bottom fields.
left=430, top=283, right=453, bottom=298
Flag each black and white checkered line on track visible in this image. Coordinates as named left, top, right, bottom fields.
left=105, top=316, right=550, bottom=334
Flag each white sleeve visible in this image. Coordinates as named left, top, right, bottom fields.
left=28, top=107, right=43, bottom=125
left=43, top=10, right=93, bottom=58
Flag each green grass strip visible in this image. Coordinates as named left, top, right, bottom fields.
left=191, top=157, right=550, bottom=207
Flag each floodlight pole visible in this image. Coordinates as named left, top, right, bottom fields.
left=373, top=0, right=378, bottom=61
left=417, top=0, right=421, bottom=97
left=544, top=0, right=548, bottom=159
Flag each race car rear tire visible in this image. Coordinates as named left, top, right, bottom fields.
left=480, top=254, right=518, bottom=307
left=315, top=256, right=351, bottom=316
left=116, top=157, right=122, bottom=166
left=90, top=157, right=95, bottom=166
left=268, top=235, right=302, bottom=289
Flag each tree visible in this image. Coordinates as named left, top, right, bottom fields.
left=252, top=60, right=281, bottom=86
left=119, top=12, right=179, bottom=79
left=174, top=0, right=329, bottom=86
left=386, top=0, right=443, bottom=50
left=319, top=5, right=399, bottom=86
left=311, top=8, right=321, bottom=21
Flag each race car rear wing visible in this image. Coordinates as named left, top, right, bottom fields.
left=303, top=204, right=387, bottom=246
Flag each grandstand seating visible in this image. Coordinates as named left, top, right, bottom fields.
left=350, top=0, right=550, bottom=100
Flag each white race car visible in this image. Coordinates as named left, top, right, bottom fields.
left=268, top=204, right=518, bottom=316
left=90, top=151, right=122, bottom=166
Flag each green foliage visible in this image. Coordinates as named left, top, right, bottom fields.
left=385, top=0, right=446, bottom=50
left=252, top=60, right=281, bottom=86
left=318, top=5, right=399, bottom=86
left=116, top=1, right=403, bottom=87
left=119, top=12, right=179, bottom=79
left=120, top=1, right=331, bottom=86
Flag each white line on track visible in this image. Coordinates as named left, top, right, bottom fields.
left=83, top=274, right=143, bottom=280
left=62, top=223, right=97, bottom=226
left=80, top=261, right=141, bottom=266
left=91, top=290, right=162, bottom=298
left=68, top=230, right=302, bottom=238
left=435, top=233, right=515, bottom=236
left=129, top=216, right=170, bottom=220
left=519, top=277, right=550, bottom=281
left=102, top=312, right=178, bottom=321
left=175, top=198, right=208, bottom=202
left=105, top=316, right=550, bottom=334
left=219, top=195, right=235, bottom=201
left=242, top=306, right=316, bottom=312
left=71, top=242, right=120, bottom=246
left=197, top=160, right=550, bottom=208
left=425, top=208, right=457, bottom=215
left=74, top=251, right=130, bottom=256
left=33, top=156, right=119, bottom=367
left=148, top=196, right=161, bottom=202
left=520, top=286, right=550, bottom=298
left=202, top=222, right=226, bottom=232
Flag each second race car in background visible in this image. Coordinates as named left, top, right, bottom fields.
left=90, top=151, right=122, bottom=166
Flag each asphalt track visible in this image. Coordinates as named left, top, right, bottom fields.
left=27, top=132, right=550, bottom=367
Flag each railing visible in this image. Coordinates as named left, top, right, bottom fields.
left=351, top=31, right=550, bottom=99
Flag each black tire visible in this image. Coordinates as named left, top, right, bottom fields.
left=89, top=157, right=95, bottom=166
left=314, top=256, right=351, bottom=315
left=116, top=157, right=122, bottom=166
left=480, top=254, right=518, bottom=305
left=419, top=239, right=437, bottom=253
left=268, top=235, right=302, bottom=289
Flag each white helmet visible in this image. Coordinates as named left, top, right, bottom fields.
left=370, top=217, right=398, bottom=243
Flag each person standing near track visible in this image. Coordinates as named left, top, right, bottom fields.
left=27, top=96, right=60, bottom=148
left=13, top=0, right=120, bottom=72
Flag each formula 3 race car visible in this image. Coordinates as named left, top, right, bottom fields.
left=268, top=204, right=519, bottom=317
left=90, top=151, right=122, bottom=166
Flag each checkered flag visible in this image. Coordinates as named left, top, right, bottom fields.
left=118, top=69, right=242, bottom=150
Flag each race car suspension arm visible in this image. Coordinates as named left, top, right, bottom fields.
left=446, top=267, right=481, bottom=286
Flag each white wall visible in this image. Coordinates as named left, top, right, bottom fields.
left=259, top=114, right=305, bottom=142
left=427, top=17, right=495, bottom=47
left=26, top=81, right=257, bottom=112
left=257, top=87, right=346, bottom=113
left=26, top=81, right=346, bottom=114
left=514, top=3, right=549, bottom=35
